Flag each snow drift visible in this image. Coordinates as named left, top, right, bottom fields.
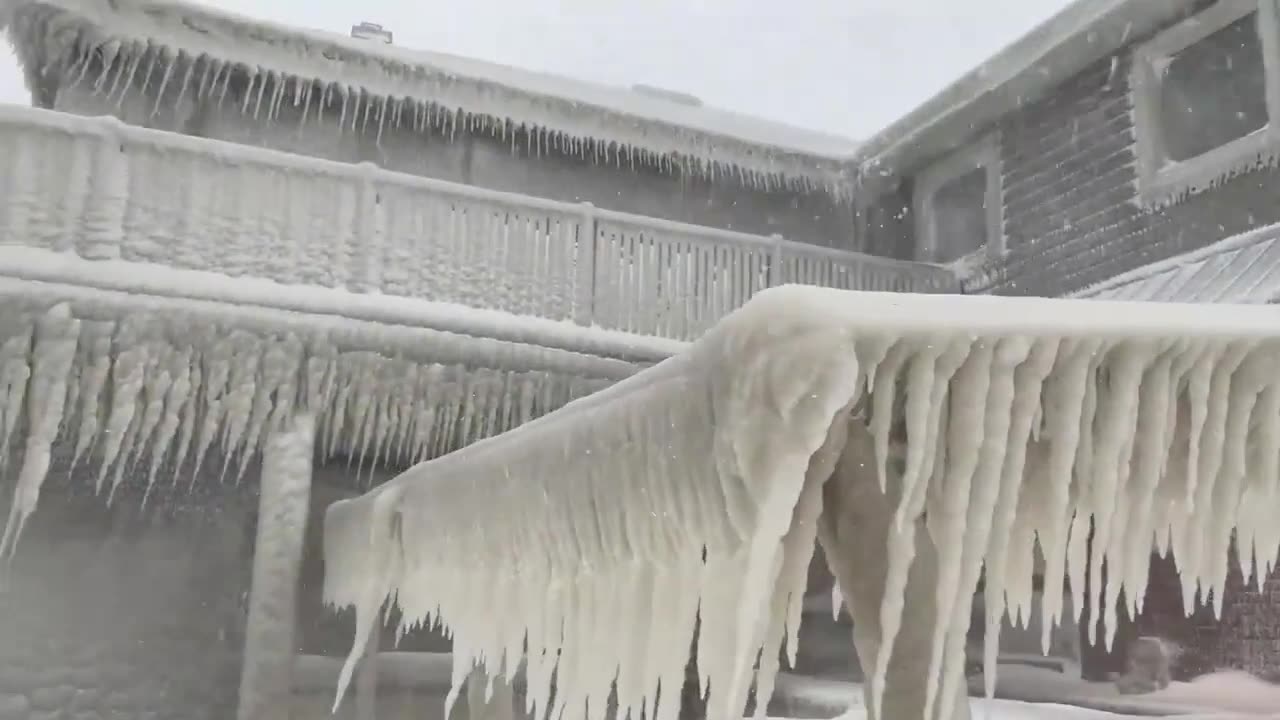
left=322, top=285, right=1280, bottom=720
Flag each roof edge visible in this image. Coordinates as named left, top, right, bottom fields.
left=854, top=0, right=1200, bottom=193
left=5, top=0, right=858, bottom=200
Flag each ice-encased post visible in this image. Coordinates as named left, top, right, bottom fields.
left=238, top=412, right=316, bottom=720
left=818, top=423, right=970, bottom=720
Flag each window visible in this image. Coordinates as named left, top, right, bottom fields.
left=1132, top=0, right=1280, bottom=205
left=912, top=133, right=1003, bottom=264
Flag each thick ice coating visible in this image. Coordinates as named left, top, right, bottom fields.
left=322, top=285, right=1280, bottom=720
left=0, top=303, right=621, bottom=559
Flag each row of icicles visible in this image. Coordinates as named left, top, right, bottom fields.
left=0, top=305, right=610, bottom=557
left=8, top=3, right=848, bottom=198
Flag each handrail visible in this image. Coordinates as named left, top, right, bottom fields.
left=0, top=104, right=958, bottom=341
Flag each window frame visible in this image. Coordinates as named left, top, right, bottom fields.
left=1131, top=0, right=1280, bottom=206
left=911, top=132, right=1004, bottom=264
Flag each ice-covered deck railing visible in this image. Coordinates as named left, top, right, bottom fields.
left=5, top=0, right=857, bottom=197
left=323, top=286, right=1280, bottom=720
left=0, top=105, right=956, bottom=341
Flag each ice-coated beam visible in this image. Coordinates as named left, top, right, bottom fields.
left=238, top=412, right=316, bottom=720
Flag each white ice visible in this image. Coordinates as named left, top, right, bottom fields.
left=320, top=286, right=1280, bottom=720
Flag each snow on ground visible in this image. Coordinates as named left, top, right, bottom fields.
left=775, top=669, right=1280, bottom=719
left=835, top=700, right=1256, bottom=720
left=971, top=666, right=1280, bottom=716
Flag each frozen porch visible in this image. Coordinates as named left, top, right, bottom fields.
left=0, top=102, right=954, bottom=720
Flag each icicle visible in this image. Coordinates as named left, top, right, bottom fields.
left=67, top=39, right=96, bottom=90
left=130, top=343, right=175, bottom=487
left=110, top=40, right=145, bottom=105
left=268, top=72, right=288, bottom=123
left=196, top=54, right=214, bottom=100
left=94, top=321, right=149, bottom=497
left=241, top=67, right=259, bottom=115
left=143, top=347, right=193, bottom=503
left=921, top=342, right=995, bottom=720
left=92, top=40, right=121, bottom=94
left=173, top=357, right=202, bottom=482
left=299, top=80, right=315, bottom=128
left=0, top=306, right=78, bottom=560
left=191, top=333, right=234, bottom=482
left=233, top=336, right=300, bottom=483
left=338, top=86, right=352, bottom=133
left=107, top=341, right=163, bottom=502
left=376, top=95, right=389, bottom=146
left=217, top=333, right=262, bottom=482
left=149, top=47, right=178, bottom=118
left=251, top=69, right=270, bottom=120
left=171, top=51, right=197, bottom=117
left=137, top=42, right=162, bottom=98
left=1037, top=339, right=1102, bottom=652
left=216, top=61, right=234, bottom=109
left=0, top=320, right=34, bottom=472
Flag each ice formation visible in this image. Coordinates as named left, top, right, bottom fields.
left=323, top=285, right=1280, bottom=720
left=2, top=0, right=855, bottom=200
left=0, top=303, right=617, bottom=559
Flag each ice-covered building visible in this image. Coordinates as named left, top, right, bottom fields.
left=2, top=0, right=1277, bottom=718
left=854, top=0, right=1280, bottom=685
left=0, top=1, right=962, bottom=719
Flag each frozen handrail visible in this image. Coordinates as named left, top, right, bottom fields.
left=0, top=105, right=958, bottom=340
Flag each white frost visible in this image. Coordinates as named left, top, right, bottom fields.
left=321, top=286, right=1280, bottom=720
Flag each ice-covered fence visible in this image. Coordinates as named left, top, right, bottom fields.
left=588, top=214, right=946, bottom=338
left=0, top=105, right=957, bottom=339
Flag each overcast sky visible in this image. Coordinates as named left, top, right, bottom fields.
left=0, top=0, right=1072, bottom=139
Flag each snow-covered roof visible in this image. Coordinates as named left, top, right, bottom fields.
left=855, top=0, right=1202, bottom=192
left=1074, top=224, right=1280, bottom=304
left=4, top=0, right=858, bottom=198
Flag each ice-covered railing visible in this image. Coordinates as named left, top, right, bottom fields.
left=590, top=214, right=942, bottom=338
left=323, top=286, right=1280, bottom=720
left=0, top=106, right=957, bottom=340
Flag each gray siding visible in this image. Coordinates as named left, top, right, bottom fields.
left=864, top=10, right=1280, bottom=297
left=986, top=50, right=1280, bottom=297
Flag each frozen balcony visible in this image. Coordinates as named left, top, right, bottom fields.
left=0, top=105, right=957, bottom=345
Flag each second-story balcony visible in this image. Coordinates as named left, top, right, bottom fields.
left=0, top=105, right=958, bottom=345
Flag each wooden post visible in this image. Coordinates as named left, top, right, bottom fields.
left=238, top=413, right=316, bottom=720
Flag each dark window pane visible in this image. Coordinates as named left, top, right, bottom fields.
left=930, top=166, right=989, bottom=262
left=1160, top=13, right=1269, bottom=162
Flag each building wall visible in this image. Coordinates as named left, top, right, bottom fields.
left=0, top=438, right=425, bottom=720
left=988, top=51, right=1280, bottom=297
left=52, top=66, right=855, bottom=250
left=862, top=7, right=1280, bottom=296
left=0, top=453, right=254, bottom=720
